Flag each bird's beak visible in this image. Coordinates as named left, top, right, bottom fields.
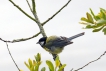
left=36, top=42, right=39, bottom=44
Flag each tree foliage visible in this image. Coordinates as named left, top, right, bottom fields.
left=80, top=8, right=106, bottom=35
left=24, top=53, right=66, bottom=71
left=0, top=0, right=106, bottom=71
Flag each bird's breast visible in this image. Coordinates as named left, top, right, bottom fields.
left=44, top=46, right=64, bottom=54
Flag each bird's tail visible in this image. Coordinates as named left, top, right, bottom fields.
left=68, top=32, right=85, bottom=40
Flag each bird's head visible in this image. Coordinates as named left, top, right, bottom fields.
left=37, top=37, right=47, bottom=47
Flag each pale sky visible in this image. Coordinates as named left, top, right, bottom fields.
left=0, top=0, right=106, bottom=71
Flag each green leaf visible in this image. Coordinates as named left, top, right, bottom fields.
left=46, top=60, right=54, bottom=71
left=100, top=8, right=106, bottom=12
left=86, top=24, right=104, bottom=29
left=92, top=26, right=104, bottom=32
left=19, top=70, right=23, bottom=71
left=86, top=25, right=94, bottom=28
left=87, top=19, right=106, bottom=29
left=24, top=62, right=30, bottom=70
left=58, top=64, right=66, bottom=71
left=100, top=9, right=106, bottom=19
left=81, top=17, right=89, bottom=22
left=102, top=27, right=106, bottom=35
left=86, top=12, right=94, bottom=23
left=28, top=58, right=32, bottom=68
left=95, top=15, right=101, bottom=20
left=41, top=67, right=46, bottom=71
left=94, top=24, right=103, bottom=28
left=33, top=60, right=36, bottom=66
left=35, top=53, right=41, bottom=62
left=55, top=56, right=59, bottom=60
left=31, top=65, right=34, bottom=71
left=37, top=61, right=42, bottom=65
left=90, top=8, right=96, bottom=20
left=55, top=56, right=60, bottom=67
left=35, top=65, right=39, bottom=71
left=96, top=19, right=106, bottom=24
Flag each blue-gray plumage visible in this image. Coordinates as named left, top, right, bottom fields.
left=67, top=32, right=84, bottom=40
left=37, top=32, right=85, bottom=55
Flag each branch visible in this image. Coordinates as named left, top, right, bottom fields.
left=0, top=32, right=40, bottom=43
left=4, top=0, right=72, bottom=43
left=42, top=0, right=72, bottom=25
left=32, top=0, right=36, bottom=14
left=32, top=11, right=47, bottom=37
left=9, top=0, right=38, bottom=24
left=31, top=0, right=46, bottom=37
left=6, top=42, right=20, bottom=71
left=74, top=51, right=106, bottom=71
left=26, top=0, right=46, bottom=37
left=26, top=0, right=33, bottom=13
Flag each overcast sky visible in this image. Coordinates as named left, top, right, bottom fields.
left=0, top=0, right=106, bottom=71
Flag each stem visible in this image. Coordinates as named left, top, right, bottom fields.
left=0, top=32, right=40, bottom=43
left=33, top=13, right=47, bottom=37
left=26, top=0, right=46, bottom=37
left=6, top=42, right=20, bottom=71
left=42, top=0, right=72, bottom=25
left=74, top=51, right=106, bottom=71
left=9, top=0, right=38, bottom=24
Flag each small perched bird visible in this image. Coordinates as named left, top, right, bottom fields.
left=37, top=32, right=85, bottom=59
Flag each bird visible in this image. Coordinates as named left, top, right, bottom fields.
left=37, top=32, right=85, bottom=60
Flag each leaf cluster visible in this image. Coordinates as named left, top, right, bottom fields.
left=80, top=8, right=106, bottom=35
left=24, top=53, right=66, bottom=71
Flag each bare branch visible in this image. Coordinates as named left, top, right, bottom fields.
left=74, top=51, right=106, bottom=71
left=26, top=0, right=33, bottom=13
left=9, top=0, right=38, bottom=23
left=0, top=32, right=40, bottom=43
left=32, top=0, right=36, bottom=14
left=42, top=0, right=72, bottom=25
left=6, top=42, right=20, bottom=71
left=26, top=0, right=46, bottom=37
left=33, top=13, right=47, bottom=37
left=31, top=0, right=47, bottom=37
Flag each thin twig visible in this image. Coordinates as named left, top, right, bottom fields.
left=42, top=0, right=72, bottom=25
left=9, top=0, right=46, bottom=37
left=29, top=0, right=47, bottom=37
left=9, top=0, right=37, bottom=23
left=0, top=32, right=40, bottom=43
left=74, top=51, right=106, bottom=71
left=32, top=0, right=36, bottom=14
left=6, top=42, right=20, bottom=71
left=26, top=0, right=39, bottom=22
left=26, top=0, right=46, bottom=37
left=26, top=0, right=33, bottom=13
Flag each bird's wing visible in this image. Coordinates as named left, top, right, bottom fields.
left=45, top=36, right=72, bottom=48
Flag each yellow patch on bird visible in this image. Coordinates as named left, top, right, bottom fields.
left=44, top=47, right=64, bottom=54
left=44, top=35, right=64, bottom=54
left=46, top=35, right=58, bottom=43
